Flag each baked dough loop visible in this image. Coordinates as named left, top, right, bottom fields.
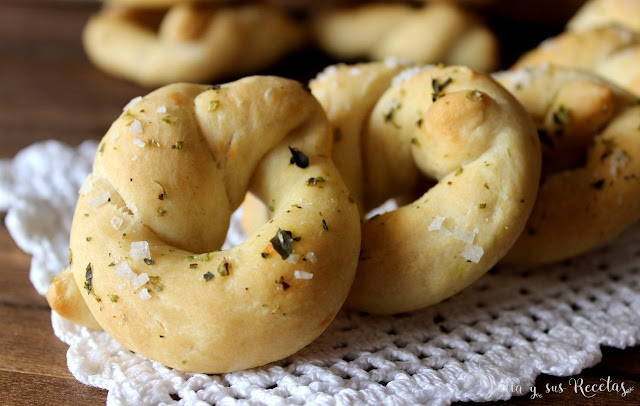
left=311, top=2, right=499, bottom=72
left=495, top=66, right=640, bottom=265
left=568, top=0, right=640, bottom=33
left=83, top=3, right=306, bottom=86
left=304, top=62, right=539, bottom=314
left=513, top=26, right=640, bottom=97
left=45, top=77, right=361, bottom=373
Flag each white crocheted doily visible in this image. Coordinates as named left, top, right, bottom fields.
left=2, top=141, right=639, bottom=405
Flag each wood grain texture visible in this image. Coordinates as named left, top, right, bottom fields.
left=0, top=0, right=638, bottom=405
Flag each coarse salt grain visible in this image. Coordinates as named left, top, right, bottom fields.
left=391, top=65, right=433, bottom=86
left=139, top=288, right=152, bottom=300
left=111, top=133, right=120, bottom=142
left=131, top=272, right=149, bottom=290
left=294, top=270, right=313, bottom=280
left=428, top=216, right=446, bottom=231
left=461, top=245, right=484, bottom=263
left=286, top=253, right=300, bottom=264
left=133, top=138, right=145, bottom=148
left=122, top=96, right=142, bottom=112
left=129, top=120, right=143, bottom=135
left=127, top=203, right=138, bottom=215
left=348, top=67, right=363, bottom=76
left=79, top=176, right=94, bottom=196
left=89, top=191, right=110, bottom=208
left=115, top=262, right=136, bottom=280
left=156, top=105, right=167, bottom=113
left=453, top=226, right=477, bottom=245
left=264, top=88, right=273, bottom=101
left=131, top=155, right=138, bottom=161
left=110, top=216, right=123, bottom=230
left=305, top=252, right=317, bottom=263
left=130, top=241, right=151, bottom=260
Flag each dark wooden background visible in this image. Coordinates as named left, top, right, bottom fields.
left=0, top=0, right=638, bottom=404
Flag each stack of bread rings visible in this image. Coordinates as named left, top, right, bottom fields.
left=46, top=0, right=640, bottom=374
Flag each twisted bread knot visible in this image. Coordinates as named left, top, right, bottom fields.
left=83, top=3, right=306, bottom=86
left=495, top=66, right=640, bottom=264
left=309, top=63, right=541, bottom=314
left=47, top=77, right=360, bottom=373
left=514, top=26, right=640, bottom=97
left=311, top=2, right=498, bottom=72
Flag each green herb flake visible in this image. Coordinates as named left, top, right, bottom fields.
left=108, top=261, right=116, bottom=267
left=268, top=199, right=275, bottom=212
left=189, top=263, right=198, bottom=269
left=68, top=249, right=73, bottom=265
left=348, top=195, right=355, bottom=203
left=144, top=258, right=155, bottom=265
left=153, top=180, right=167, bottom=200
left=455, top=167, right=464, bottom=176
left=203, top=272, right=214, bottom=282
left=108, top=294, right=119, bottom=303
left=147, top=275, right=163, bottom=292
left=432, top=77, right=453, bottom=102
left=186, top=253, right=211, bottom=262
left=172, top=141, right=183, bottom=150
left=479, top=203, right=487, bottom=209
left=306, top=176, right=326, bottom=186
left=157, top=208, right=167, bottom=216
left=383, top=101, right=402, bottom=128
left=289, top=147, right=309, bottom=168
left=99, top=143, right=105, bottom=155
left=217, top=260, right=231, bottom=276
left=270, top=228, right=293, bottom=259
left=322, top=219, right=329, bottom=231
left=86, top=237, right=92, bottom=242
left=208, top=100, right=220, bottom=112
left=84, top=263, right=93, bottom=295
left=411, top=138, right=421, bottom=147
left=261, top=252, right=269, bottom=259
left=552, top=105, right=571, bottom=126
left=416, top=118, right=423, bottom=128
left=161, top=116, right=172, bottom=124
left=148, top=139, right=161, bottom=147
left=483, top=183, right=489, bottom=190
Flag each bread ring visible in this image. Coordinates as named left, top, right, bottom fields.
left=295, top=62, right=538, bottom=314
left=568, top=0, right=640, bottom=33
left=311, top=2, right=499, bottom=72
left=83, top=3, right=306, bottom=86
left=513, top=26, right=640, bottom=97
left=46, top=77, right=360, bottom=373
left=495, top=66, right=640, bottom=264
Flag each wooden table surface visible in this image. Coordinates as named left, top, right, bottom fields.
left=0, top=1, right=638, bottom=405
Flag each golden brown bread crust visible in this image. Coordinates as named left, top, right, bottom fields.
left=46, top=268, right=102, bottom=330
left=513, top=26, right=640, bottom=97
left=311, top=2, right=499, bottom=72
left=307, top=62, right=540, bottom=314
left=46, top=77, right=361, bottom=373
left=83, top=3, right=306, bottom=86
left=495, top=66, right=640, bottom=264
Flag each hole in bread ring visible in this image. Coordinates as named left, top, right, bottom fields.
left=51, top=78, right=360, bottom=374
left=310, top=63, right=541, bottom=314
left=496, top=66, right=640, bottom=264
